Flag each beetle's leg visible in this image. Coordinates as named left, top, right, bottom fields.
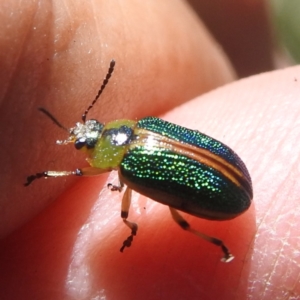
left=120, top=187, right=138, bottom=252
left=24, top=167, right=112, bottom=186
left=169, top=207, right=234, bottom=263
left=107, top=181, right=124, bottom=192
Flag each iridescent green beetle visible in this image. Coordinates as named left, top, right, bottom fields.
left=25, top=60, right=253, bottom=262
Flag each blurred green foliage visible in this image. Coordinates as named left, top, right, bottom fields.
left=270, top=0, right=300, bottom=63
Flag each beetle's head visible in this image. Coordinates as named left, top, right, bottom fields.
left=57, top=119, right=104, bottom=150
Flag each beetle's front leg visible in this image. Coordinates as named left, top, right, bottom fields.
left=169, top=207, right=234, bottom=263
left=24, top=167, right=112, bottom=186
left=119, top=187, right=138, bottom=252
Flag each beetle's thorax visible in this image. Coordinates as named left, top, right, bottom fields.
left=87, top=119, right=137, bottom=169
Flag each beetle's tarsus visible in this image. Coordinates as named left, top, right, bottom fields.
left=120, top=234, right=135, bottom=252
left=107, top=183, right=123, bottom=192
left=220, top=245, right=234, bottom=262
left=210, top=238, right=234, bottom=262
left=24, top=172, right=48, bottom=186
left=120, top=222, right=137, bottom=252
left=221, top=253, right=234, bottom=263
left=24, top=176, right=35, bottom=186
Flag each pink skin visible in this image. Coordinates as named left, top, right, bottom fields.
left=1, top=1, right=299, bottom=299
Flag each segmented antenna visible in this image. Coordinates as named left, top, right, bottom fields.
left=82, top=59, right=116, bottom=123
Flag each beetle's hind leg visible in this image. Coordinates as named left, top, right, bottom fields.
left=119, top=187, right=138, bottom=252
left=169, top=207, right=234, bottom=263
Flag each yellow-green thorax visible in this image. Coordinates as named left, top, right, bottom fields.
left=86, top=119, right=136, bottom=169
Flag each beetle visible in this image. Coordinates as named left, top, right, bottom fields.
left=25, top=60, right=253, bottom=262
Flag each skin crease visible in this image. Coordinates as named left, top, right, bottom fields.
left=1, top=0, right=300, bottom=299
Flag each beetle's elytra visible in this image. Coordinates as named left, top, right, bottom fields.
left=25, top=60, right=253, bottom=262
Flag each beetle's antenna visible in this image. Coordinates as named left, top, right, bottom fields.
left=82, top=59, right=116, bottom=123
left=38, top=107, right=68, bottom=132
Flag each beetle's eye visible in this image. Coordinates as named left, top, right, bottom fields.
left=86, top=138, right=97, bottom=149
left=75, top=138, right=86, bottom=150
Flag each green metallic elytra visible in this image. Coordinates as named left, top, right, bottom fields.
left=25, top=60, right=253, bottom=262
left=82, top=116, right=252, bottom=221
left=121, top=117, right=252, bottom=220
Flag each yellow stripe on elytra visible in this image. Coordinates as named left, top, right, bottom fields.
left=130, top=128, right=246, bottom=190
